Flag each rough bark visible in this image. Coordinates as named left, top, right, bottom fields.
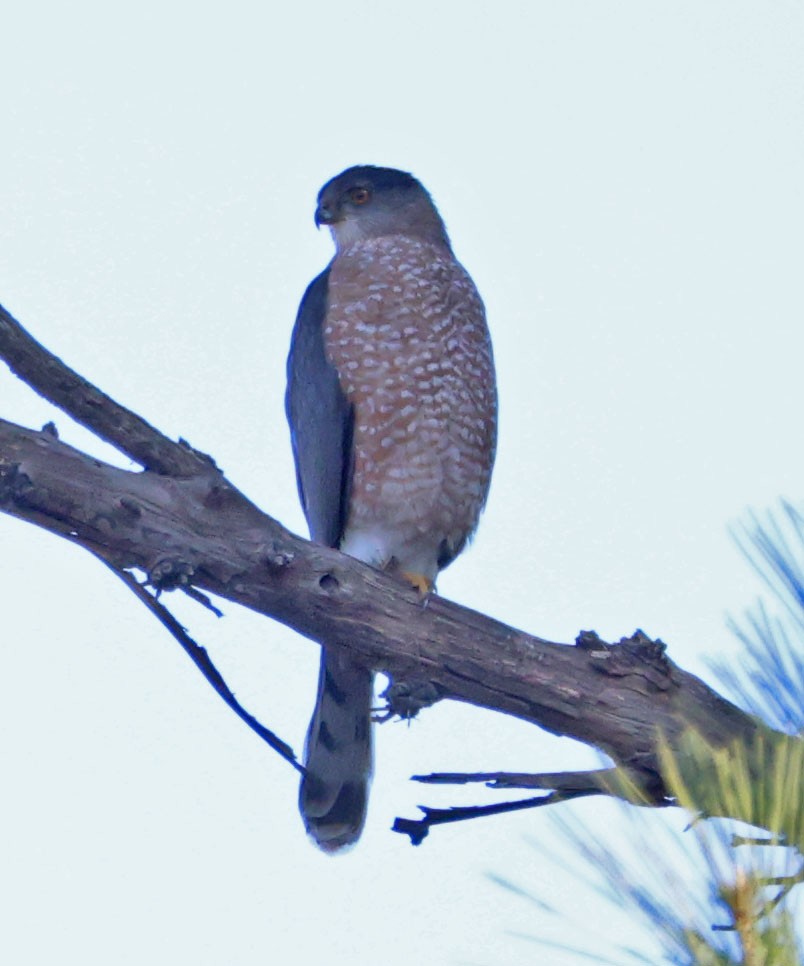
left=0, top=302, right=768, bottom=826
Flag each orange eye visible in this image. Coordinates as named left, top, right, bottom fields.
left=349, top=187, right=371, bottom=205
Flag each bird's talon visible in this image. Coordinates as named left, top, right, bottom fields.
left=401, top=571, right=433, bottom=595
left=380, top=679, right=443, bottom=721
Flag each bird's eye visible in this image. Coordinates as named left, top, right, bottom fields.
left=349, top=187, right=371, bottom=205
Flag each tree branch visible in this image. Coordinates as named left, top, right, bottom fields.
left=0, top=302, right=772, bottom=831
left=393, top=787, right=603, bottom=847
left=92, top=550, right=304, bottom=773
left=0, top=302, right=205, bottom=476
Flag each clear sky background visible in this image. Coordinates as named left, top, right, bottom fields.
left=1, top=3, right=802, bottom=964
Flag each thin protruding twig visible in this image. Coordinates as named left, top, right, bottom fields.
left=413, top=768, right=621, bottom=792
left=180, top=585, right=225, bottom=618
left=93, top=552, right=304, bottom=774
left=393, top=787, right=602, bottom=846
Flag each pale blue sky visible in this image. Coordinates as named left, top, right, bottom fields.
left=1, top=3, right=802, bottom=964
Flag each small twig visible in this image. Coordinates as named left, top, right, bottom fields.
left=412, top=767, right=621, bottom=792
left=393, top=787, right=602, bottom=846
left=181, top=585, right=225, bottom=618
left=93, top=552, right=304, bottom=774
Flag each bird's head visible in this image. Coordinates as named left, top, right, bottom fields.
left=315, top=165, right=451, bottom=251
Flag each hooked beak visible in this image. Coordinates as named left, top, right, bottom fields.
left=314, top=202, right=338, bottom=228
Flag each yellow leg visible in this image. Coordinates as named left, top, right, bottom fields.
left=400, top=571, right=433, bottom=595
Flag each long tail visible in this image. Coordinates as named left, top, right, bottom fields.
left=299, top=649, right=373, bottom=852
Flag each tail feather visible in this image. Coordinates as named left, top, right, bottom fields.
left=300, top=649, right=373, bottom=852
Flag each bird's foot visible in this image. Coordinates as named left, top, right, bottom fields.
left=400, top=571, right=433, bottom=595
left=374, top=679, right=443, bottom=723
left=382, top=559, right=434, bottom=596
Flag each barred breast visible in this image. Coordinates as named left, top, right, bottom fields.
left=323, top=235, right=497, bottom=581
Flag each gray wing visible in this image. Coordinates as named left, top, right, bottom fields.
left=285, top=268, right=354, bottom=548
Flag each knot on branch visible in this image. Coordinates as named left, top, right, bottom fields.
left=318, top=572, right=339, bottom=591
left=0, top=460, right=32, bottom=504
left=149, top=556, right=196, bottom=592
left=577, top=628, right=675, bottom=692
left=178, top=437, right=218, bottom=470
left=202, top=482, right=242, bottom=511
left=90, top=497, right=143, bottom=535
left=263, top=541, right=294, bottom=571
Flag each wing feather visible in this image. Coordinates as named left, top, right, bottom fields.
left=285, top=268, right=354, bottom=548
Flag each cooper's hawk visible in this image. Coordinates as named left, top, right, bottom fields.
left=286, top=165, right=497, bottom=851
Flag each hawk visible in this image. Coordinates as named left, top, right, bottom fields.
left=286, top=165, right=497, bottom=851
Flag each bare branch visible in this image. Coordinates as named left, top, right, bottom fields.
left=0, top=302, right=204, bottom=476
left=393, top=787, right=602, bottom=846
left=393, top=767, right=664, bottom=844
left=412, top=767, right=624, bottom=793
left=0, top=417, right=759, bottom=785
left=92, top=550, right=303, bottom=773
left=0, top=308, right=776, bottom=834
